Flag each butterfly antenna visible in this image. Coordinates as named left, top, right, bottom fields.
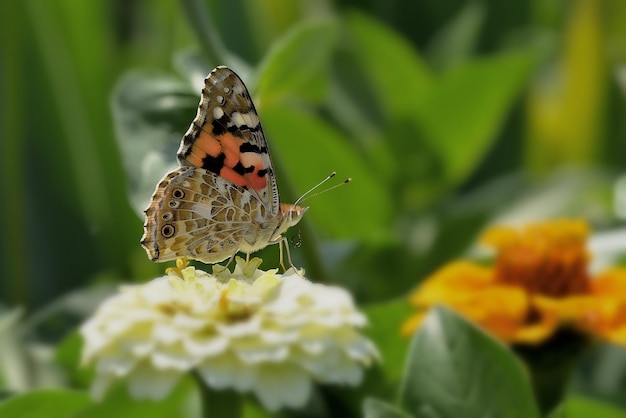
left=295, top=173, right=352, bottom=205
left=294, top=172, right=336, bottom=205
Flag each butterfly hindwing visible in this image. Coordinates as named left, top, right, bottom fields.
left=142, top=166, right=275, bottom=263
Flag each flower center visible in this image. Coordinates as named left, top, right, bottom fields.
left=219, top=289, right=254, bottom=322
left=485, top=220, right=591, bottom=297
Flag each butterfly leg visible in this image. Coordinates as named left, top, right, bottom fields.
left=278, top=237, right=287, bottom=272
left=279, top=236, right=304, bottom=275
left=224, top=252, right=238, bottom=269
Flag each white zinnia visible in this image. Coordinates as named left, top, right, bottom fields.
left=80, top=258, right=378, bottom=411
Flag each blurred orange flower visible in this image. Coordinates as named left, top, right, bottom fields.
left=402, top=219, right=626, bottom=345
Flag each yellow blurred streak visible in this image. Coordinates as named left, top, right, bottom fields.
left=527, top=0, right=607, bottom=173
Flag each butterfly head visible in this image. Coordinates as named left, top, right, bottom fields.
left=277, top=203, right=308, bottom=235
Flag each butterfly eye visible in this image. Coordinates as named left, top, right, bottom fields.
left=172, top=189, right=185, bottom=199
left=161, top=225, right=175, bottom=238
left=161, top=212, right=172, bottom=221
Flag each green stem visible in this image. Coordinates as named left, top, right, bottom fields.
left=195, top=373, right=243, bottom=418
left=514, top=330, right=590, bottom=415
left=0, top=3, right=28, bottom=304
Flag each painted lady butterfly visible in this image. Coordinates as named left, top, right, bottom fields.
left=141, top=66, right=307, bottom=265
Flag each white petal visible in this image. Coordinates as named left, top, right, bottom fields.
left=153, top=322, right=184, bottom=344
left=172, top=313, right=206, bottom=330
left=152, top=348, right=196, bottom=370
left=127, top=365, right=182, bottom=400
left=216, top=317, right=261, bottom=337
left=96, top=356, right=136, bottom=376
left=184, top=336, right=229, bottom=357
left=197, top=354, right=256, bottom=391
left=254, top=364, right=311, bottom=411
left=235, top=345, right=289, bottom=363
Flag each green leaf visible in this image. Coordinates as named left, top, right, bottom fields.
left=363, top=398, right=412, bottom=418
left=552, top=396, right=626, bottom=418
left=492, top=168, right=614, bottom=227
left=341, top=11, right=434, bottom=123
left=256, top=19, right=338, bottom=106
left=0, top=309, right=28, bottom=389
left=363, top=299, right=413, bottom=386
left=0, top=389, right=90, bottom=418
left=549, top=404, right=565, bottom=418
left=261, top=106, right=393, bottom=242
left=400, top=306, right=540, bottom=418
left=55, top=331, right=93, bottom=388
left=336, top=11, right=536, bottom=211
left=426, top=2, right=486, bottom=70
left=416, top=50, right=536, bottom=187
left=111, top=72, right=196, bottom=214
left=74, top=376, right=197, bottom=418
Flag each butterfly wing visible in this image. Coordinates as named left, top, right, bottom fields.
left=141, top=66, right=282, bottom=263
left=177, top=66, right=279, bottom=214
left=141, top=166, right=270, bottom=263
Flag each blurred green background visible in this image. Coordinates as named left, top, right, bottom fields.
left=1, top=0, right=625, bottom=313
left=2, top=0, right=626, bottom=415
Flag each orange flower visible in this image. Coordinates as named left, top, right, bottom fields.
left=402, top=219, right=626, bottom=346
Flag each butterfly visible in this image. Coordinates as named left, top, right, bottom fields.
left=141, top=66, right=307, bottom=266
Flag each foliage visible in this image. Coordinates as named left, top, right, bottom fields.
left=1, top=0, right=626, bottom=416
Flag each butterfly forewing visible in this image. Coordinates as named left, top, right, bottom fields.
left=177, top=67, right=279, bottom=214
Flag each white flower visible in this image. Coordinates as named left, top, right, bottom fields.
left=80, top=258, right=378, bottom=411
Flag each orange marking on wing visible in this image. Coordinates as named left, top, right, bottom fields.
left=187, top=153, right=204, bottom=167
left=241, top=153, right=268, bottom=190
left=243, top=171, right=267, bottom=191
left=218, top=133, right=245, bottom=168
left=220, top=166, right=248, bottom=187
left=195, top=130, right=222, bottom=157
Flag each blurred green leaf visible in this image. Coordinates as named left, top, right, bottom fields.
left=400, top=307, right=540, bottom=418
left=112, top=72, right=196, bottom=214
left=0, top=389, right=90, bottom=418
left=526, top=0, right=606, bottom=172
left=551, top=396, right=626, bottom=418
left=262, top=106, right=393, bottom=242
left=0, top=309, right=27, bottom=390
left=549, top=404, right=565, bottom=418
left=256, top=19, right=339, bottom=106
left=491, top=168, right=614, bottom=227
left=56, top=332, right=92, bottom=388
left=363, top=299, right=412, bottom=387
left=75, top=377, right=197, bottom=418
left=417, top=49, right=536, bottom=187
left=340, top=11, right=434, bottom=123
left=363, top=398, right=411, bottom=418
left=426, top=1, right=486, bottom=70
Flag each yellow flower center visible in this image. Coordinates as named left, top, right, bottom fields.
left=484, top=220, right=591, bottom=297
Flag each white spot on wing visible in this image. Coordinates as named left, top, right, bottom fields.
left=192, top=202, right=213, bottom=219
left=213, top=107, right=224, bottom=119
left=231, top=111, right=259, bottom=128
